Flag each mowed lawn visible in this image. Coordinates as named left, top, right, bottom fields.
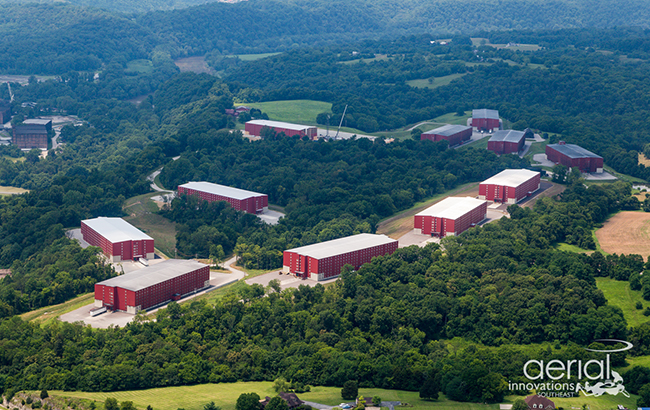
left=48, top=384, right=501, bottom=410
left=596, top=277, right=650, bottom=328
left=19, top=292, right=95, bottom=325
left=406, top=73, right=467, bottom=90
left=47, top=383, right=637, bottom=410
left=246, top=100, right=331, bottom=126
left=123, top=192, right=177, bottom=258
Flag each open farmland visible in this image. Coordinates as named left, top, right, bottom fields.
left=596, top=211, right=650, bottom=258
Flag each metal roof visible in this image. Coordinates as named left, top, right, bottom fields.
left=472, top=109, right=499, bottom=119
left=416, top=197, right=486, bottom=219
left=179, top=181, right=266, bottom=200
left=96, top=259, right=208, bottom=292
left=547, top=143, right=602, bottom=159
left=285, top=233, right=396, bottom=260
left=422, top=124, right=471, bottom=137
left=13, top=125, right=48, bottom=134
left=246, top=120, right=316, bottom=132
left=82, top=217, right=153, bottom=243
left=23, top=119, right=52, bottom=126
left=480, top=169, right=539, bottom=187
left=489, top=130, right=525, bottom=143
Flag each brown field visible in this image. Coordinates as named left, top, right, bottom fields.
left=639, top=152, right=650, bottom=166
left=174, top=56, right=216, bottom=75
left=596, top=211, right=650, bottom=258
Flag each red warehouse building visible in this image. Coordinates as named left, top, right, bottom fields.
left=81, top=217, right=155, bottom=262
left=414, top=197, right=487, bottom=237
left=12, top=118, right=52, bottom=149
left=479, top=169, right=541, bottom=204
left=472, top=109, right=502, bottom=132
left=283, top=234, right=398, bottom=281
left=94, top=259, right=210, bottom=314
left=178, top=181, right=268, bottom=214
left=421, top=124, right=472, bottom=146
left=546, top=142, right=604, bottom=173
left=487, top=130, right=526, bottom=154
left=245, top=120, right=317, bottom=139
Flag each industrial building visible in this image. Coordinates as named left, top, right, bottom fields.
left=12, top=118, right=52, bottom=149
left=479, top=169, right=541, bottom=204
left=178, top=181, right=268, bottom=214
left=282, top=233, right=398, bottom=281
left=487, top=130, right=526, bottom=154
left=420, top=124, right=472, bottom=146
left=94, top=259, right=210, bottom=313
left=472, top=109, right=502, bottom=132
left=81, top=217, right=155, bottom=262
left=414, top=197, right=487, bottom=237
left=245, top=120, right=317, bottom=139
left=546, top=142, right=604, bottom=173
left=0, top=100, right=10, bottom=124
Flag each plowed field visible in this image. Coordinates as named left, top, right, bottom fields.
left=596, top=211, right=650, bottom=257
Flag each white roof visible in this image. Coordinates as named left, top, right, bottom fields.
left=285, top=233, right=396, bottom=259
left=82, top=217, right=152, bottom=243
left=23, top=119, right=52, bottom=125
left=179, top=181, right=266, bottom=200
left=97, top=259, right=207, bottom=292
left=480, top=169, right=539, bottom=187
left=416, top=197, right=486, bottom=219
left=246, top=119, right=316, bottom=132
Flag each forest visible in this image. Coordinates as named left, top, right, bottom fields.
left=2, top=0, right=650, bottom=73
left=1, top=22, right=650, bottom=403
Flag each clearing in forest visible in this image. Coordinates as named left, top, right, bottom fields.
left=596, top=211, right=650, bottom=258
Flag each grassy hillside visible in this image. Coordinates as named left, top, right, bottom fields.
left=246, top=100, right=331, bottom=126
left=47, top=382, right=637, bottom=410
left=597, top=277, right=650, bottom=328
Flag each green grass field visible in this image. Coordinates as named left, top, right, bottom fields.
left=525, top=140, right=549, bottom=160
left=556, top=242, right=592, bottom=254
left=597, top=277, right=650, bottom=328
left=126, top=59, right=154, bottom=74
left=123, top=192, right=177, bottom=258
left=19, top=292, right=95, bottom=325
left=246, top=100, right=331, bottom=126
left=406, top=73, right=467, bottom=90
left=234, top=53, right=281, bottom=61
left=433, top=112, right=471, bottom=126
left=47, top=384, right=502, bottom=410
left=47, top=381, right=638, bottom=410
left=340, top=54, right=390, bottom=65
left=457, top=135, right=489, bottom=151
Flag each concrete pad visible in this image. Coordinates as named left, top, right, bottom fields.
left=532, top=153, right=555, bottom=167
left=246, top=270, right=337, bottom=290
left=584, top=171, right=617, bottom=181
left=397, top=229, right=433, bottom=248
left=67, top=228, right=89, bottom=248
left=257, top=209, right=284, bottom=225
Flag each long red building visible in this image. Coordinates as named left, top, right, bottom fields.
left=479, top=169, right=541, bottom=204
left=81, top=217, right=155, bottom=262
left=94, top=259, right=210, bottom=314
left=472, top=109, right=501, bottom=132
left=414, top=197, right=487, bottom=237
left=546, top=142, right=603, bottom=173
left=420, top=124, right=472, bottom=146
left=178, top=181, right=268, bottom=214
left=283, top=234, right=398, bottom=281
left=245, top=120, right=317, bottom=139
left=487, top=130, right=526, bottom=154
